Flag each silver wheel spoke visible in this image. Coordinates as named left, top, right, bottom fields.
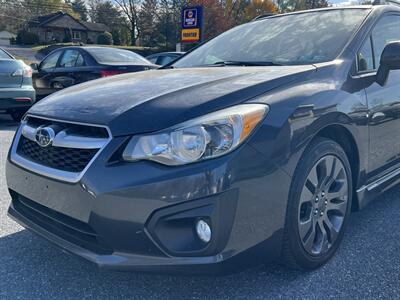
left=303, top=222, right=317, bottom=252
left=299, top=218, right=313, bottom=241
left=318, top=221, right=329, bottom=254
left=327, top=199, right=347, bottom=215
left=324, top=217, right=339, bottom=243
left=326, top=181, right=348, bottom=201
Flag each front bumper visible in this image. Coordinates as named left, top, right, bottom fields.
left=6, top=133, right=291, bottom=274
left=0, top=86, right=36, bottom=110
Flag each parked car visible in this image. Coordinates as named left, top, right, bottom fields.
left=0, top=48, right=35, bottom=121
left=146, top=52, right=185, bottom=66
left=6, top=5, right=400, bottom=274
left=31, top=46, right=158, bottom=98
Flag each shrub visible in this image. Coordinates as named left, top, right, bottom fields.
left=16, top=30, right=39, bottom=45
left=97, top=32, right=113, bottom=45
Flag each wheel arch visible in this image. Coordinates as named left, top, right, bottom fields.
left=309, top=124, right=361, bottom=211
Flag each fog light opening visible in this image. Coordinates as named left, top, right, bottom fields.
left=195, top=219, right=212, bottom=243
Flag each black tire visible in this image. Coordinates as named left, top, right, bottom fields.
left=282, top=137, right=353, bottom=270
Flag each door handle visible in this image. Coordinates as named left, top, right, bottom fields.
left=371, top=112, right=386, bottom=121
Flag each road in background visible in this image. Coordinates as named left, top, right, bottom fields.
left=2, top=45, right=44, bottom=64
left=1, top=114, right=400, bottom=299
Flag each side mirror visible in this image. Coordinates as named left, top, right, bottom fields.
left=30, top=63, right=38, bottom=71
left=376, top=41, right=400, bottom=86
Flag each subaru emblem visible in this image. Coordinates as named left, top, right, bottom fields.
left=35, top=126, right=55, bottom=147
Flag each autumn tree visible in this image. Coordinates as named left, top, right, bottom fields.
left=244, top=0, right=278, bottom=22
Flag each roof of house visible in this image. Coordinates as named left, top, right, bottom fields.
left=28, top=11, right=109, bottom=32
left=80, top=21, right=109, bottom=32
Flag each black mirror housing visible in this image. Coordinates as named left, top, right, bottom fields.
left=376, top=41, right=400, bottom=86
left=30, top=63, right=38, bottom=70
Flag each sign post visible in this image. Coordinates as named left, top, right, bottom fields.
left=181, top=6, right=203, bottom=44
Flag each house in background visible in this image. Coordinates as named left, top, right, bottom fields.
left=27, top=11, right=109, bottom=44
left=0, top=31, right=16, bottom=46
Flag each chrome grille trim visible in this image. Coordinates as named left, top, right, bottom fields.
left=10, top=114, right=112, bottom=183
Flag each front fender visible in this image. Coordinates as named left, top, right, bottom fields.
left=248, top=81, right=369, bottom=189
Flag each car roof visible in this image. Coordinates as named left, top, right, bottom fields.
left=254, top=5, right=400, bottom=21
left=147, top=52, right=185, bottom=57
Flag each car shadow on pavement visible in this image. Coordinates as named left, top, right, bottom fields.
left=2, top=186, right=400, bottom=299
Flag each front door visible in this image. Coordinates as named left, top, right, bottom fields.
left=360, top=14, right=400, bottom=180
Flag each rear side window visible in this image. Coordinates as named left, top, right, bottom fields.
left=87, top=48, right=150, bottom=64
left=59, top=50, right=85, bottom=68
left=357, top=15, right=400, bottom=72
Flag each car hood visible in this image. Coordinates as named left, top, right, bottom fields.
left=29, top=66, right=316, bottom=136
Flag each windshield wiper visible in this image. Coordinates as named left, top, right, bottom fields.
left=204, top=60, right=283, bottom=67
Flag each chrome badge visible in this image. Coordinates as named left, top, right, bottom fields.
left=35, top=126, right=55, bottom=147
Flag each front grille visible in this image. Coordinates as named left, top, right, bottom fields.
left=17, top=137, right=97, bottom=173
left=10, top=191, right=112, bottom=255
left=12, top=116, right=111, bottom=179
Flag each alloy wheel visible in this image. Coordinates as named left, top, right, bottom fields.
left=298, top=154, right=349, bottom=256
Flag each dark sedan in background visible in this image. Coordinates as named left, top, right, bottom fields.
left=146, top=52, right=185, bottom=66
left=0, top=47, right=35, bottom=121
left=32, top=46, right=158, bottom=98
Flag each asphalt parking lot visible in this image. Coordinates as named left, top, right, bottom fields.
left=1, top=114, right=400, bottom=299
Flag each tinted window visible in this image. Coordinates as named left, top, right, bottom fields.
left=76, top=53, right=85, bottom=67
left=0, top=49, right=12, bottom=59
left=59, top=50, right=82, bottom=68
left=372, top=15, right=400, bottom=66
left=158, top=56, right=175, bottom=65
left=87, top=48, right=150, bottom=64
left=174, top=9, right=370, bottom=67
left=147, top=56, right=158, bottom=64
left=41, top=51, right=62, bottom=69
left=357, top=38, right=374, bottom=72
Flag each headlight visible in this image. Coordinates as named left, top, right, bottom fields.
left=123, top=104, right=269, bottom=165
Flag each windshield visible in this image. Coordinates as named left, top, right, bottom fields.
left=87, top=48, right=151, bottom=64
left=174, top=9, right=370, bottom=67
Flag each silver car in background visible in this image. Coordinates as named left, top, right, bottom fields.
left=0, top=48, right=35, bottom=121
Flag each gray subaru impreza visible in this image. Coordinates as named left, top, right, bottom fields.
left=6, top=5, right=400, bottom=273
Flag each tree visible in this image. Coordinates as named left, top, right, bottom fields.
left=97, top=31, right=113, bottom=44
left=138, top=0, right=159, bottom=47
left=244, top=0, right=277, bottom=21
left=67, top=0, right=88, bottom=20
left=22, top=0, right=76, bottom=16
left=114, top=0, right=141, bottom=46
left=305, top=0, right=328, bottom=9
left=89, top=0, right=130, bottom=45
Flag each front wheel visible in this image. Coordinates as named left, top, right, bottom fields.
left=282, top=137, right=352, bottom=270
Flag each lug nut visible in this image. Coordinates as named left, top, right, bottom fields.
left=315, top=197, right=319, bottom=203
left=320, top=212, right=324, bottom=217
left=325, top=200, right=328, bottom=205
left=321, top=191, right=325, bottom=197
left=314, top=209, right=318, bottom=215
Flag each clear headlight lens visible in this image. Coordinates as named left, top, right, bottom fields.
left=123, top=104, right=269, bottom=165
